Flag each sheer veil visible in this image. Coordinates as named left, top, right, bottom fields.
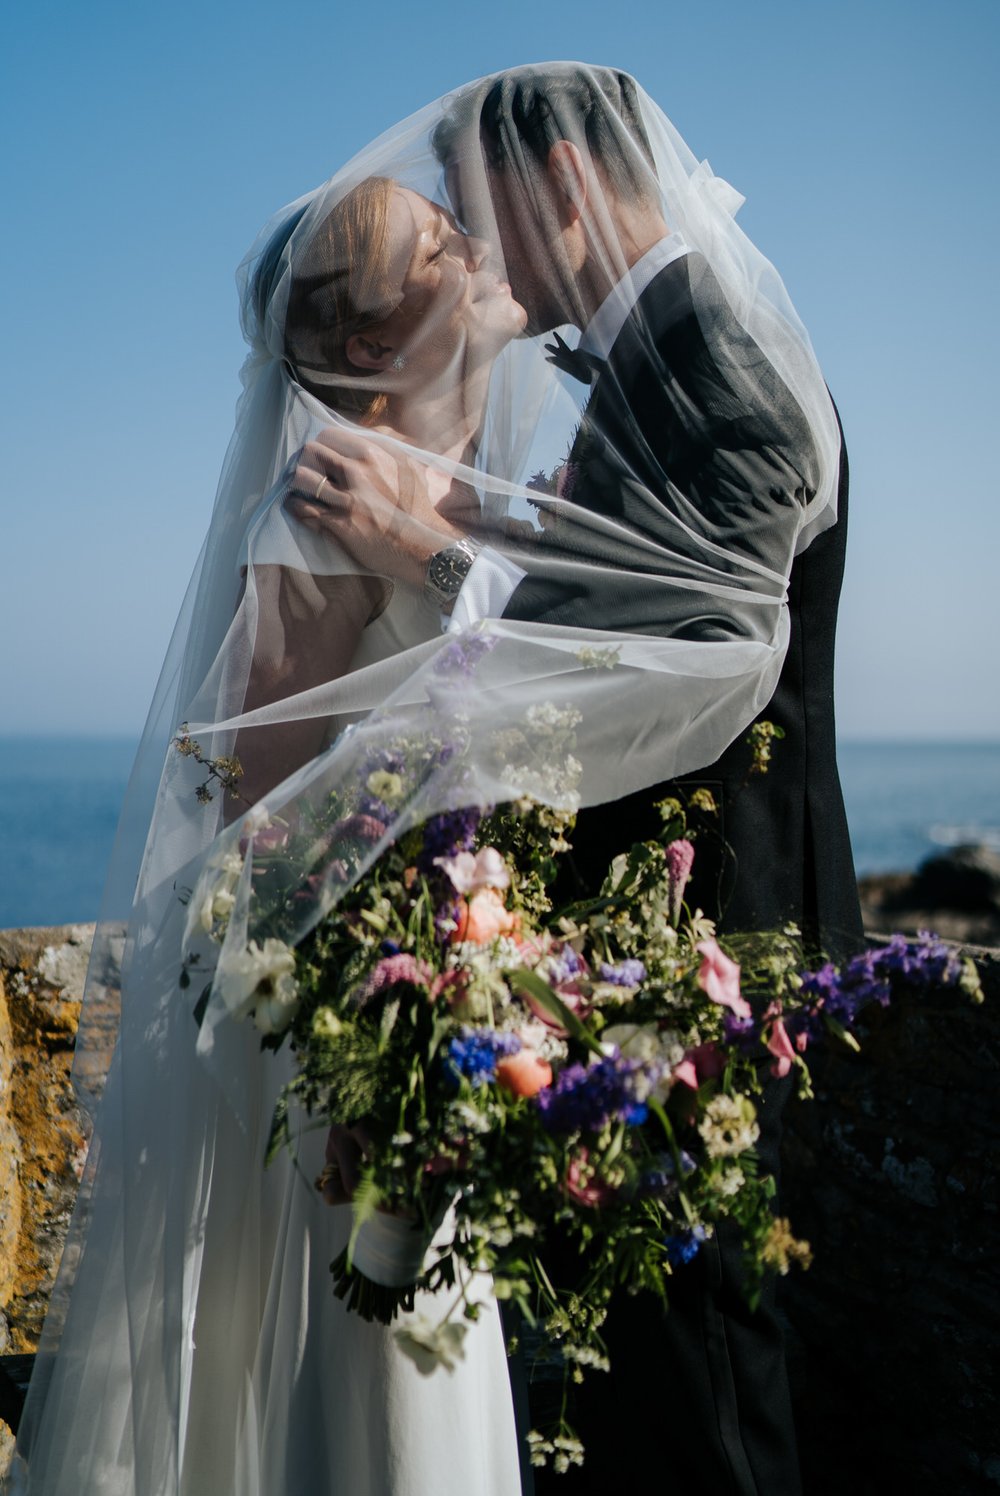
left=10, top=62, right=840, bottom=1495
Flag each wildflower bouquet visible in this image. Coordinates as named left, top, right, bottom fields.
left=177, top=698, right=982, bottom=1471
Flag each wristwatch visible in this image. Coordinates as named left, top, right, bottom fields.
left=423, top=538, right=481, bottom=608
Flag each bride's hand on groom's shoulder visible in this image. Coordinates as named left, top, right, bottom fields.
left=284, top=425, right=466, bottom=587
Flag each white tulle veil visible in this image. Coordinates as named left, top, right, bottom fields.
left=11, top=62, right=840, bottom=1494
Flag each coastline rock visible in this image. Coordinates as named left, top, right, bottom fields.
left=860, top=842, right=1000, bottom=946
left=781, top=947, right=1000, bottom=1495
left=0, top=924, right=121, bottom=1466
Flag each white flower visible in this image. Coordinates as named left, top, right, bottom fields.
left=699, top=1093, right=760, bottom=1159
left=185, top=848, right=246, bottom=945
left=717, top=1165, right=746, bottom=1198
left=215, top=937, right=299, bottom=1032
left=242, top=805, right=271, bottom=834
left=434, top=846, right=511, bottom=895
left=394, top=1314, right=468, bottom=1375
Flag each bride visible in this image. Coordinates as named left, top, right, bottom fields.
left=8, top=65, right=841, bottom=1496
left=7, top=172, right=533, bottom=1496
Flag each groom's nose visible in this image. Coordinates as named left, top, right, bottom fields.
left=464, top=234, right=492, bottom=271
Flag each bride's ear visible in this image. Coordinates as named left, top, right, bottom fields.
left=344, top=331, right=396, bottom=372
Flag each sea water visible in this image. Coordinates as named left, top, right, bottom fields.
left=1, top=736, right=998, bottom=929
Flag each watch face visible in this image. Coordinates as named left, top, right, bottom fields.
left=427, top=542, right=476, bottom=600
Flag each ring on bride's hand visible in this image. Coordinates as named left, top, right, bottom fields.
left=314, top=474, right=332, bottom=504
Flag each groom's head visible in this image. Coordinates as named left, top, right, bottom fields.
left=432, top=64, right=659, bottom=334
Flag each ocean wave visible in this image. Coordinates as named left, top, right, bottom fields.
left=928, top=824, right=1000, bottom=851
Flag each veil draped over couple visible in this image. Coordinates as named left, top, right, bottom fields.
left=8, top=62, right=859, bottom=1496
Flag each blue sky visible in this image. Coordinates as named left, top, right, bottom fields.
left=2, top=0, right=997, bottom=739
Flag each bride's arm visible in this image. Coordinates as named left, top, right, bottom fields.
left=225, top=563, right=387, bottom=820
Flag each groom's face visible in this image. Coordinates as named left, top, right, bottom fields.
left=446, top=153, right=571, bottom=337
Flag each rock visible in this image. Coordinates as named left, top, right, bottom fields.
left=910, top=844, right=1000, bottom=914
left=0, top=924, right=120, bottom=1467
left=860, top=843, right=1000, bottom=946
left=781, top=946, right=1000, bottom=1495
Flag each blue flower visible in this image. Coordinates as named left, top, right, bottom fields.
left=445, top=1028, right=522, bottom=1088
left=639, top=1150, right=697, bottom=1198
left=664, top=1224, right=707, bottom=1266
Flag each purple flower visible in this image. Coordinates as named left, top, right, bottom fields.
left=433, top=633, right=498, bottom=680
left=722, top=1010, right=759, bottom=1051
left=536, top=1053, right=651, bottom=1134
left=795, top=932, right=964, bottom=1042
left=358, top=794, right=393, bottom=822
left=416, top=808, right=482, bottom=873
left=546, top=947, right=587, bottom=985
left=598, top=959, right=647, bottom=987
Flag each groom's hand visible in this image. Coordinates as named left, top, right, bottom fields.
left=285, top=426, right=472, bottom=587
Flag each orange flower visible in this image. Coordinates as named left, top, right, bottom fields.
left=496, top=1049, right=553, bottom=1098
left=451, top=887, right=520, bottom=944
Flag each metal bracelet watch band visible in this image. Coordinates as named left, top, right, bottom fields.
left=423, top=537, right=481, bottom=608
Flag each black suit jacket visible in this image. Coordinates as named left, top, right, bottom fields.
left=504, top=251, right=862, bottom=955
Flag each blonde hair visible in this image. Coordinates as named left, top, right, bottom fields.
left=284, top=176, right=399, bottom=424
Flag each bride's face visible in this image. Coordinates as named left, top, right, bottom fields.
left=369, top=188, right=526, bottom=378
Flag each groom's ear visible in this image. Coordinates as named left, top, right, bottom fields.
left=345, top=332, right=395, bottom=372
left=546, top=141, right=588, bottom=224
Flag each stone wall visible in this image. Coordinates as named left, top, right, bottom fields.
left=0, top=925, right=997, bottom=1489
left=0, top=926, right=96, bottom=1468
left=781, top=946, right=1000, bottom=1494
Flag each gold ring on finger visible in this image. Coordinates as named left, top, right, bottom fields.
left=315, top=474, right=331, bottom=504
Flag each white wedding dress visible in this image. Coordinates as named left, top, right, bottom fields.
left=6, top=577, right=523, bottom=1496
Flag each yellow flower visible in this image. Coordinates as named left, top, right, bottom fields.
left=366, top=770, right=404, bottom=804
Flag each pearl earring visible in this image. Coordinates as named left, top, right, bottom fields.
left=391, top=353, right=407, bottom=372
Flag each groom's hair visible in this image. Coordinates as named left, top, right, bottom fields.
left=432, top=64, right=657, bottom=206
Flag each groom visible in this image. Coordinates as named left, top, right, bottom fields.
left=294, top=63, right=861, bottom=1496
left=425, top=65, right=862, bottom=1496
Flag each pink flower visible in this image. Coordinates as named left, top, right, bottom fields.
left=356, top=953, right=432, bottom=1007
left=696, top=940, right=751, bottom=1019
left=333, top=814, right=387, bottom=845
left=239, top=823, right=289, bottom=856
left=664, top=838, right=695, bottom=923
left=434, top=847, right=511, bottom=895
left=425, top=1140, right=472, bottom=1175
left=430, top=969, right=470, bottom=1007
left=564, top=1149, right=616, bottom=1209
left=766, top=1017, right=797, bottom=1079
left=673, top=1040, right=727, bottom=1091
left=451, top=887, right=520, bottom=944
left=672, top=1059, right=700, bottom=1090
left=693, top=1041, right=727, bottom=1078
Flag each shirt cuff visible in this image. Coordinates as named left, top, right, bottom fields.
left=444, top=547, right=526, bottom=632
